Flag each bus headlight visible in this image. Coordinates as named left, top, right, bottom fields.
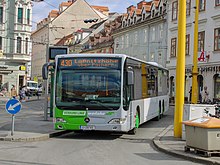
left=56, top=118, right=66, bottom=123
left=108, top=118, right=126, bottom=124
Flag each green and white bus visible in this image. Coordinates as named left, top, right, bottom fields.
left=42, top=54, right=169, bottom=134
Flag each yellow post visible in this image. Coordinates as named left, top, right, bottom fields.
left=191, top=0, right=199, bottom=104
left=174, top=0, right=186, bottom=138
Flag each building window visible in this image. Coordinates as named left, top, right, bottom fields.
left=0, top=7, right=3, bottom=24
left=215, top=0, right=220, bottom=6
left=151, top=27, right=155, bottom=41
left=144, top=29, right=147, bottom=43
left=126, top=34, right=129, bottom=48
left=159, top=6, right=163, bottom=15
left=25, top=38, right=28, bottom=54
left=214, top=74, right=220, bottom=99
left=121, top=36, right=124, bottom=49
left=27, top=9, right=30, bottom=25
left=134, top=31, right=138, bottom=44
left=186, top=34, right=190, bottom=55
left=0, top=37, right=2, bottom=50
left=170, top=38, right=177, bottom=57
left=198, top=31, right=205, bottom=52
left=186, top=0, right=191, bottom=16
left=17, top=37, right=22, bottom=53
left=152, top=10, right=155, bottom=17
left=18, top=8, right=23, bottom=24
left=159, top=24, right=163, bottom=38
left=199, top=0, right=206, bottom=11
left=115, top=39, right=119, bottom=49
left=172, top=1, right=178, bottom=21
left=214, top=28, right=220, bottom=51
left=142, top=13, right=145, bottom=20
left=123, top=21, right=125, bottom=27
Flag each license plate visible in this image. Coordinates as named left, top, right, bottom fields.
left=80, top=126, right=95, bottom=130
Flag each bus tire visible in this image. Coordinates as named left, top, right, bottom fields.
left=155, top=101, right=162, bottom=121
left=128, top=127, right=136, bottom=135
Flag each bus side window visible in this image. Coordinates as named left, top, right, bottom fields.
left=123, top=70, right=134, bottom=110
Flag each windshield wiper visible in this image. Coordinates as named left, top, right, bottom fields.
left=86, top=100, right=113, bottom=110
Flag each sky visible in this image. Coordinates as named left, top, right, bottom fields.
left=32, top=0, right=141, bottom=29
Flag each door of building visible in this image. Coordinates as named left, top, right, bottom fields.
left=197, top=75, right=203, bottom=103
left=19, top=75, right=25, bottom=89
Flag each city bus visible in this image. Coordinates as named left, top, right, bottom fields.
left=42, top=54, right=169, bottom=134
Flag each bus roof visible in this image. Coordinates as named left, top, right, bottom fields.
left=55, top=54, right=167, bottom=70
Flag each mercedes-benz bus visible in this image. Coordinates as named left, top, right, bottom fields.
left=42, top=54, right=169, bottom=134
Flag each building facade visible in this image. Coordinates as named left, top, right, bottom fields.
left=80, top=13, right=121, bottom=54
left=113, top=0, right=168, bottom=68
left=31, top=0, right=108, bottom=83
left=167, top=0, right=220, bottom=102
left=0, top=0, right=32, bottom=94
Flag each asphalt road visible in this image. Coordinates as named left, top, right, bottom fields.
left=0, top=99, right=201, bottom=165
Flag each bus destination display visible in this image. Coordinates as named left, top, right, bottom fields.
left=59, top=57, right=121, bottom=69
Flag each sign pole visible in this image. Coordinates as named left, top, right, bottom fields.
left=174, top=0, right=186, bottom=138
left=191, top=0, right=199, bottom=104
left=11, top=114, right=15, bottom=136
left=5, top=99, right=22, bottom=136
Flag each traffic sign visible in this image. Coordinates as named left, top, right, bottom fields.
left=5, top=99, right=22, bottom=115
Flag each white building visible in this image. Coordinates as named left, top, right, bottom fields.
left=0, top=0, right=32, bottom=94
left=167, top=0, right=220, bottom=103
left=113, top=0, right=168, bottom=67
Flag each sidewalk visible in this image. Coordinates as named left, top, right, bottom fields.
left=0, top=96, right=70, bottom=142
left=153, top=125, right=220, bottom=165
left=0, top=95, right=43, bottom=106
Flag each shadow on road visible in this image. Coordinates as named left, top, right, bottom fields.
left=56, top=131, right=123, bottom=140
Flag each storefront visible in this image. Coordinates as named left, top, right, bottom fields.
left=169, top=64, right=220, bottom=104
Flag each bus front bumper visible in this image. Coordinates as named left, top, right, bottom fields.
left=55, top=122, right=129, bottom=132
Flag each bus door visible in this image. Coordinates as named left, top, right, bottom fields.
left=126, top=70, right=134, bottom=130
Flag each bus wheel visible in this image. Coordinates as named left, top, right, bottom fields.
left=128, top=112, right=139, bottom=135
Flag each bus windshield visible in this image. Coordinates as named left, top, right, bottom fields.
left=55, top=69, right=121, bottom=110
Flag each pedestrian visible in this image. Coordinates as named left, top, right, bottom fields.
left=201, top=86, right=209, bottom=103
left=11, top=85, right=17, bottom=99
left=189, top=86, right=192, bottom=103
left=19, top=86, right=26, bottom=101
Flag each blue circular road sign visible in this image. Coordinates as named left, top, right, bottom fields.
left=5, top=99, right=22, bottom=115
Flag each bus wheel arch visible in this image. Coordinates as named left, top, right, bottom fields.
left=136, top=106, right=140, bottom=128
left=158, top=100, right=162, bottom=120
left=128, top=106, right=140, bottom=135
left=162, top=100, right=165, bottom=114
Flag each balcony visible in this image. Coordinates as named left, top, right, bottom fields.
left=0, top=52, right=31, bottom=63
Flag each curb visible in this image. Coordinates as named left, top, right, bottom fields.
left=0, top=130, right=73, bottom=142
left=153, top=125, right=220, bottom=165
left=0, top=132, right=49, bottom=142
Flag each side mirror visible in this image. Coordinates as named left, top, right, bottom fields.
left=127, top=71, right=134, bottom=85
left=42, top=62, right=55, bottom=80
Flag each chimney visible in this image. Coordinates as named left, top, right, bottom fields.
left=127, top=5, right=136, bottom=14
left=137, top=0, right=147, bottom=9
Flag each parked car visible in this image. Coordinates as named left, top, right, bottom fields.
left=26, top=81, right=39, bottom=96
